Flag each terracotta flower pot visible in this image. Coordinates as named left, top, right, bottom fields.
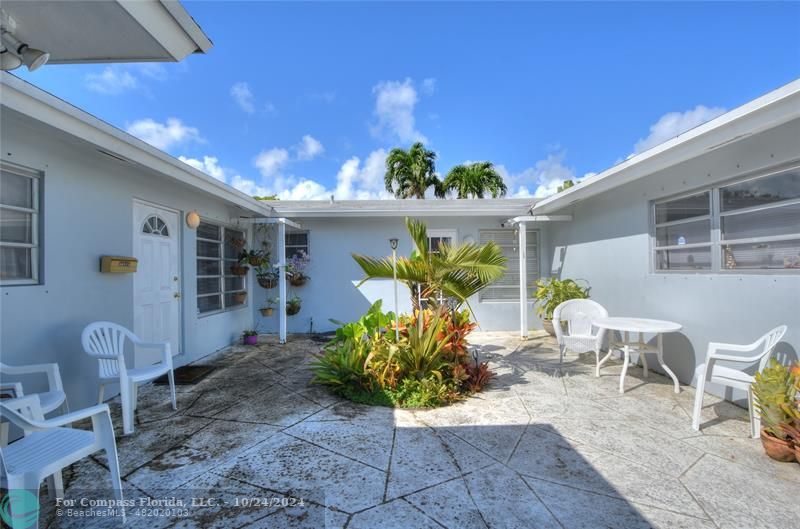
left=259, top=307, right=274, bottom=317
left=542, top=319, right=556, bottom=336
left=760, top=429, right=796, bottom=462
left=257, top=275, right=277, bottom=289
left=230, top=265, right=249, bottom=276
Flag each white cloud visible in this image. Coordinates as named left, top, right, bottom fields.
left=421, top=78, right=437, bottom=96
left=230, top=82, right=256, bottom=114
left=334, top=149, right=391, bottom=199
left=295, top=135, right=324, bottom=161
left=253, top=148, right=290, bottom=178
left=370, top=78, right=428, bottom=144
left=178, top=155, right=226, bottom=181
left=138, top=64, right=168, bottom=82
left=497, top=152, right=594, bottom=199
left=126, top=118, right=203, bottom=151
left=230, top=174, right=272, bottom=197
left=85, top=67, right=138, bottom=94
left=632, top=105, right=726, bottom=156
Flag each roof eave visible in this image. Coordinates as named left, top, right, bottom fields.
left=532, top=79, right=800, bottom=214
left=0, top=73, right=270, bottom=216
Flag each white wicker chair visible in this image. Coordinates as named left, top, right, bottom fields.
left=553, top=299, right=609, bottom=376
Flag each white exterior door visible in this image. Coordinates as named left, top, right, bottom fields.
left=133, top=201, right=181, bottom=367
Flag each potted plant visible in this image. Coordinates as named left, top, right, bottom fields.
left=242, top=328, right=259, bottom=346
left=287, top=295, right=302, bottom=316
left=232, top=291, right=247, bottom=304
left=287, top=250, right=310, bottom=287
left=752, top=359, right=798, bottom=462
left=260, top=297, right=277, bottom=317
left=240, top=249, right=266, bottom=267
left=230, top=254, right=250, bottom=276
left=533, top=278, right=590, bottom=336
left=255, top=264, right=279, bottom=289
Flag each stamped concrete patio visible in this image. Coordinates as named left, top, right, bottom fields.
left=52, top=332, right=799, bottom=529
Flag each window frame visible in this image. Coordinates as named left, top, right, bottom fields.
left=285, top=230, right=309, bottom=260
left=426, top=229, right=458, bottom=255
left=0, top=161, right=42, bottom=286
left=651, top=163, right=800, bottom=274
left=478, top=228, right=540, bottom=303
left=196, top=220, right=248, bottom=316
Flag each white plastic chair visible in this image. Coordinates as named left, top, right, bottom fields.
left=553, top=299, right=609, bottom=376
left=0, top=362, right=68, bottom=416
left=81, top=321, right=176, bottom=435
left=0, top=395, right=124, bottom=528
left=691, top=325, right=787, bottom=438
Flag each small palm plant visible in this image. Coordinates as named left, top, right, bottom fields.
left=352, top=218, right=507, bottom=311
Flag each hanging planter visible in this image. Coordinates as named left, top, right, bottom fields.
left=257, top=275, right=278, bottom=289
left=286, top=297, right=302, bottom=316
left=230, top=264, right=249, bottom=276
left=232, top=291, right=248, bottom=304
left=288, top=274, right=309, bottom=287
left=259, top=307, right=274, bottom=317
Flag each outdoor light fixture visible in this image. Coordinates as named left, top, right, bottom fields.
left=0, top=46, right=21, bottom=70
left=389, top=238, right=400, bottom=340
left=186, top=211, right=201, bottom=229
left=1, top=29, right=49, bottom=71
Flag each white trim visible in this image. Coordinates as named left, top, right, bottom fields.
left=533, top=79, right=800, bottom=214
left=508, top=215, right=573, bottom=223
left=518, top=222, right=528, bottom=339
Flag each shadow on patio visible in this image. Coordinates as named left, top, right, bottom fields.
left=39, top=334, right=799, bottom=528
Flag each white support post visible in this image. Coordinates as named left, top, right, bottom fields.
left=277, top=221, right=287, bottom=344
left=518, top=222, right=528, bottom=339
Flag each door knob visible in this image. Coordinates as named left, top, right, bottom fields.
left=174, top=292, right=181, bottom=299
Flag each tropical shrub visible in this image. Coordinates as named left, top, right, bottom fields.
left=533, top=277, right=590, bottom=320
left=311, top=303, right=493, bottom=408
left=752, top=359, right=798, bottom=440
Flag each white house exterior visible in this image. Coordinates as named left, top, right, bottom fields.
left=1, top=69, right=798, bottom=410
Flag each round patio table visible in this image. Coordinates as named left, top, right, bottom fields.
left=592, top=317, right=682, bottom=394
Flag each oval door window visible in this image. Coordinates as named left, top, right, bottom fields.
left=142, top=215, right=170, bottom=236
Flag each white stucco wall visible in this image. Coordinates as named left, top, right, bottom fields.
left=0, top=110, right=255, bottom=409
left=546, top=118, right=800, bottom=401
left=252, top=216, right=551, bottom=334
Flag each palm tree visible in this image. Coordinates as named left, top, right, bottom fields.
left=443, top=162, right=507, bottom=199
left=352, top=218, right=507, bottom=311
left=384, top=143, right=445, bottom=199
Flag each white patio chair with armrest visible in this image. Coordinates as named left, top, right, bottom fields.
left=0, top=395, right=124, bottom=528
left=0, top=361, right=68, bottom=416
left=553, top=299, right=609, bottom=376
left=81, top=321, right=177, bottom=435
left=691, top=325, right=787, bottom=438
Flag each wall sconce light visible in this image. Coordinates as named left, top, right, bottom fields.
left=186, top=211, right=201, bottom=229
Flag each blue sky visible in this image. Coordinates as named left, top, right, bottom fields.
left=16, top=2, right=800, bottom=199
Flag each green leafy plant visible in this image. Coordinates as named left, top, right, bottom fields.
left=384, top=142, right=444, bottom=199
left=286, top=296, right=302, bottom=315
left=310, top=337, right=373, bottom=392
left=533, top=277, right=590, bottom=320
left=752, top=359, right=798, bottom=440
left=395, top=309, right=454, bottom=381
left=242, top=329, right=258, bottom=337
left=329, top=300, right=396, bottom=344
left=353, top=218, right=507, bottom=311
left=442, top=161, right=507, bottom=199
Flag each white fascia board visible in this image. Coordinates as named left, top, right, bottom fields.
left=247, top=217, right=303, bottom=230
left=0, top=73, right=270, bottom=216
left=508, top=215, right=573, bottom=223
left=532, top=79, right=800, bottom=214
left=267, top=207, right=533, bottom=218
left=118, top=0, right=212, bottom=60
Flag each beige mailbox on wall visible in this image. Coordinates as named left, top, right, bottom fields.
left=100, top=256, right=138, bottom=273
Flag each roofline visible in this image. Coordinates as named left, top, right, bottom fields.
left=265, top=199, right=537, bottom=218
left=159, top=0, right=213, bottom=55
left=0, top=72, right=272, bottom=216
left=532, top=79, right=800, bottom=214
